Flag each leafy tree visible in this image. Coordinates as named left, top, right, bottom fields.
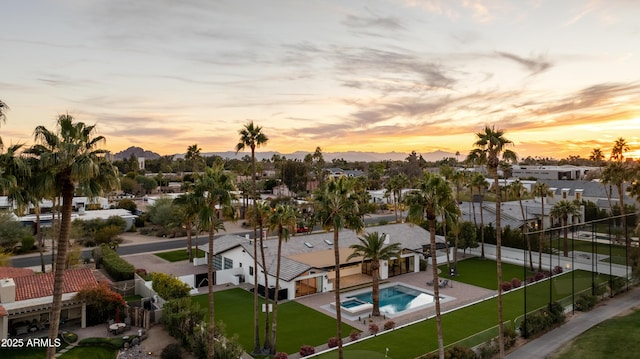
left=117, top=198, right=137, bottom=212
left=0, top=211, right=32, bottom=249
left=28, top=115, right=119, bottom=359
left=74, top=281, right=126, bottom=325
left=152, top=272, right=191, bottom=300
left=458, top=221, right=478, bottom=256
left=147, top=197, right=178, bottom=230
left=347, top=232, right=401, bottom=316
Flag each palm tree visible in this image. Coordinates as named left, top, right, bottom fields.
left=470, top=172, right=488, bottom=258
left=267, top=203, right=297, bottom=355
left=589, top=147, right=604, bottom=167
left=602, top=162, right=633, bottom=261
left=235, top=120, right=269, bottom=355
left=194, top=162, right=235, bottom=359
left=29, top=114, right=119, bottom=359
left=347, top=232, right=401, bottom=316
left=186, top=143, right=204, bottom=173
left=173, top=191, right=202, bottom=262
left=247, top=200, right=274, bottom=353
left=314, top=177, right=364, bottom=359
left=405, top=171, right=455, bottom=359
left=532, top=182, right=553, bottom=272
left=550, top=200, right=580, bottom=257
left=471, top=125, right=517, bottom=358
left=509, top=180, right=534, bottom=270
left=441, top=166, right=466, bottom=270
left=0, top=100, right=8, bottom=147
left=386, top=173, right=410, bottom=223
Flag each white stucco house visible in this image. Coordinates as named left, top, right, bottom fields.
left=202, top=223, right=445, bottom=301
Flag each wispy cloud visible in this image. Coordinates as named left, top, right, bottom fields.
left=495, top=51, right=553, bottom=75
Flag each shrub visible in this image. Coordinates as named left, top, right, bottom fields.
left=327, top=336, right=339, bottom=348
left=160, top=343, right=183, bottom=359
left=553, top=265, right=563, bottom=274
left=299, top=345, right=315, bottom=357
left=501, top=281, right=513, bottom=292
left=419, top=345, right=476, bottom=359
left=349, top=329, right=361, bottom=341
left=383, top=320, right=395, bottom=330
left=504, top=325, right=517, bottom=349
left=151, top=272, right=191, bottom=300
left=511, top=277, right=522, bottom=288
left=275, top=352, right=288, bottom=359
left=369, top=323, right=379, bottom=335
left=19, top=235, right=35, bottom=254
left=534, top=272, right=545, bottom=281
left=519, top=301, right=565, bottom=338
left=96, top=244, right=135, bottom=281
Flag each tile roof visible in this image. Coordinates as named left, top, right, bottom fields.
left=0, top=267, right=34, bottom=279
left=13, top=268, right=98, bottom=301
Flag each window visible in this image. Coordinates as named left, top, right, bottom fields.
left=249, top=266, right=254, bottom=276
left=224, top=258, right=233, bottom=269
left=213, top=255, right=222, bottom=270
left=576, top=192, right=582, bottom=201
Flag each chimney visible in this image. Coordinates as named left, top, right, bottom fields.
left=0, top=278, right=16, bottom=303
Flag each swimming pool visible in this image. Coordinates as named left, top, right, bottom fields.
left=347, top=284, right=435, bottom=315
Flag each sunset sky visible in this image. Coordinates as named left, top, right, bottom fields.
left=2, top=0, right=640, bottom=159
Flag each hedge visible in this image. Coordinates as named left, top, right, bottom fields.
left=97, top=244, right=135, bottom=281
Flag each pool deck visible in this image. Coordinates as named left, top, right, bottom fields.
left=294, top=267, right=495, bottom=332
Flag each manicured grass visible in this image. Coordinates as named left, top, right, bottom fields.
left=317, top=269, right=609, bottom=359
left=192, top=288, right=357, bottom=355
left=552, top=308, right=640, bottom=359
left=154, top=248, right=205, bottom=262
left=439, top=257, right=532, bottom=289
left=59, top=346, right=117, bottom=359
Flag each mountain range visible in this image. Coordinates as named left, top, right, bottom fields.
left=112, top=147, right=457, bottom=163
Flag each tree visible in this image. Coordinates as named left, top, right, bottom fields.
left=509, top=180, right=534, bottom=270
left=74, top=281, right=126, bottom=325
left=405, top=171, right=454, bottom=359
left=194, top=163, right=235, bottom=359
left=441, top=166, right=466, bottom=270
left=29, top=114, right=119, bottom=359
left=267, top=203, right=297, bottom=355
left=235, top=120, right=268, bottom=356
left=173, top=192, right=202, bottom=262
left=470, top=172, right=488, bottom=258
left=0, top=100, right=8, bottom=147
left=347, top=232, right=401, bottom=317
left=313, top=177, right=364, bottom=359
left=532, top=182, right=553, bottom=271
left=471, top=125, right=517, bottom=358
left=589, top=147, right=604, bottom=167
left=186, top=143, right=204, bottom=173
left=550, top=200, right=580, bottom=257
left=386, top=173, right=410, bottom=223
left=458, top=221, right=478, bottom=256
left=602, top=161, right=633, bottom=262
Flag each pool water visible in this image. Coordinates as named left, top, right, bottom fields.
left=341, top=298, right=368, bottom=308
left=348, top=284, right=434, bottom=314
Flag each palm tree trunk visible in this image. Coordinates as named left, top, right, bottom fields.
left=271, top=230, right=284, bottom=355
left=538, top=198, right=545, bottom=272
left=46, top=181, right=73, bottom=359
left=429, top=218, right=444, bottom=359
left=260, top=226, right=271, bottom=352
left=479, top=198, right=485, bottom=258
left=371, top=261, right=380, bottom=316
left=518, top=199, right=533, bottom=271
left=207, top=224, right=215, bottom=359
left=616, top=184, right=630, bottom=264
left=36, top=205, right=45, bottom=273
left=495, top=173, right=505, bottom=358
left=187, top=224, right=193, bottom=263
left=563, top=216, right=569, bottom=257
left=251, top=148, right=261, bottom=355
left=333, top=229, right=344, bottom=359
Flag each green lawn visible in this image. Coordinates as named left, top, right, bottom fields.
left=439, top=257, right=531, bottom=289
left=154, top=248, right=205, bottom=262
left=317, top=267, right=609, bottom=359
left=192, top=288, right=357, bottom=355
left=59, top=346, right=117, bottom=359
left=552, top=308, right=640, bottom=359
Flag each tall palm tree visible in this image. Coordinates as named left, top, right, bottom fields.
left=173, top=191, right=202, bottom=263
left=471, top=125, right=517, bottom=358
left=194, top=162, right=235, bottom=359
left=0, top=100, right=8, bottom=147
left=267, top=203, right=297, bottom=355
left=470, top=172, right=488, bottom=258
left=405, top=171, right=455, bottom=359
left=441, top=166, right=466, bottom=270
left=386, top=173, right=409, bottom=223
left=314, top=177, right=364, bottom=359
left=186, top=143, right=203, bottom=173
left=532, top=182, right=553, bottom=272
left=602, top=162, right=633, bottom=260
left=235, top=120, right=269, bottom=355
left=29, top=114, right=119, bottom=359
left=509, top=179, right=534, bottom=270
left=247, top=200, right=274, bottom=353
left=347, top=232, right=401, bottom=317
left=550, top=200, right=580, bottom=257
left=589, top=147, right=604, bottom=168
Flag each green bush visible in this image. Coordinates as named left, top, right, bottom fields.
left=519, top=302, right=565, bottom=338
left=19, top=235, right=35, bottom=253
left=152, top=272, right=191, bottom=300
left=575, top=293, right=597, bottom=311
left=96, top=244, right=135, bottom=281
left=420, top=345, right=476, bottom=359
left=160, top=343, right=183, bottom=359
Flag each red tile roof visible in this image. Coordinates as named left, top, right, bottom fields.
left=0, top=267, right=34, bottom=279
left=13, top=268, right=98, bottom=301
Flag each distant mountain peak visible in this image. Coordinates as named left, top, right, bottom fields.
left=112, top=146, right=161, bottom=160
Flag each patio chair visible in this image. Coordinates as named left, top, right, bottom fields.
left=426, top=280, right=434, bottom=286
left=438, top=279, right=449, bottom=288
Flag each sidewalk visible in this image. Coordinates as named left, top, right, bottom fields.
left=506, top=285, right=640, bottom=359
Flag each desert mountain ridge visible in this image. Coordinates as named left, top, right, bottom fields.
left=112, top=147, right=457, bottom=163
